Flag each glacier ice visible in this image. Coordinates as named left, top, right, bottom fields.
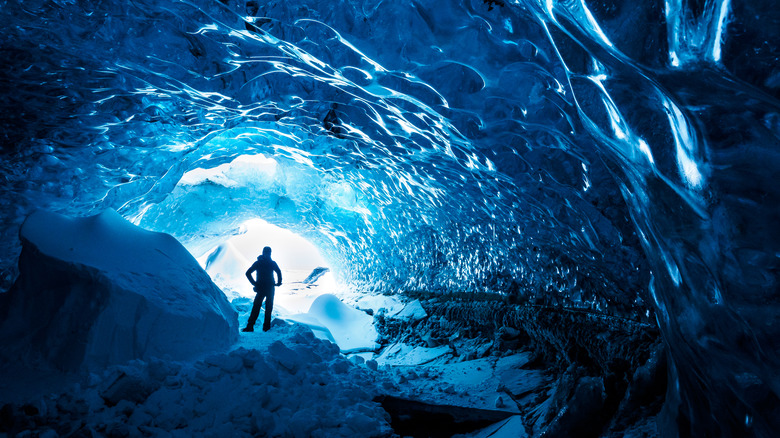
left=0, top=209, right=238, bottom=370
left=0, top=0, right=778, bottom=436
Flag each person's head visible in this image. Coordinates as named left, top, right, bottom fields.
left=262, top=246, right=272, bottom=258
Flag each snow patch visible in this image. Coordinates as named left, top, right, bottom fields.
left=375, top=343, right=451, bottom=366
left=355, top=294, right=428, bottom=321
left=286, top=294, right=379, bottom=353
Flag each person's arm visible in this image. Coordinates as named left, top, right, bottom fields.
left=274, top=263, right=282, bottom=286
left=245, top=264, right=257, bottom=286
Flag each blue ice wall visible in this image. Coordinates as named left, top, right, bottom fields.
left=0, top=0, right=651, bottom=309
left=0, top=1, right=778, bottom=436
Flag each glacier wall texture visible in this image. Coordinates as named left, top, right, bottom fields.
left=0, top=0, right=777, bottom=436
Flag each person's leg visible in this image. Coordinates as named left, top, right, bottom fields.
left=262, top=288, right=275, bottom=331
left=244, top=293, right=265, bottom=331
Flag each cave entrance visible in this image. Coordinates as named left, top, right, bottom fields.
left=197, top=218, right=335, bottom=315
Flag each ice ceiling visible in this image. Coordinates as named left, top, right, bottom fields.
left=0, top=0, right=778, bottom=436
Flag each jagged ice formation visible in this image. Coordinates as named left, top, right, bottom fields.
left=0, top=0, right=777, bottom=436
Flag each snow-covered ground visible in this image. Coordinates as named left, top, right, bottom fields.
left=1, top=268, right=540, bottom=436
left=231, top=279, right=542, bottom=436
left=231, top=269, right=537, bottom=416
left=0, top=210, right=546, bottom=437
left=232, top=291, right=539, bottom=437
left=0, top=295, right=536, bottom=437
left=0, top=322, right=393, bottom=437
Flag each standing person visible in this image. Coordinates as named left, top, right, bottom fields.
left=242, top=246, right=282, bottom=332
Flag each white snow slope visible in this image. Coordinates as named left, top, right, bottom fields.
left=0, top=209, right=238, bottom=371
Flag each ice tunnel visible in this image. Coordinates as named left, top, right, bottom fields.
left=0, top=0, right=778, bottom=437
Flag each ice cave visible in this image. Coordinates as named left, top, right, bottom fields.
left=0, top=0, right=777, bottom=437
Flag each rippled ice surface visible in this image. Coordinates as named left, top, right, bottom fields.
left=1, top=0, right=778, bottom=436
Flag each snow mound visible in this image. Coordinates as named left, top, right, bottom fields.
left=0, top=324, right=392, bottom=437
left=286, top=294, right=378, bottom=353
left=0, top=209, right=238, bottom=371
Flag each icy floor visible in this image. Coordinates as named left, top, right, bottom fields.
left=0, top=319, right=536, bottom=437
left=1, top=322, right=393, bottom=437
left=230, top=267, right=553, bottom=432
left=0, top=272, right=548, bottom=437
left=229, top=280, right=546, bottom=436
left=235, top=281, right=537, bottom=416
left=200, top=232, right=544, bottom=427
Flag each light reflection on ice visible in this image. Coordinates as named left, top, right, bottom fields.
left=198, top=217, right=335, bottom=313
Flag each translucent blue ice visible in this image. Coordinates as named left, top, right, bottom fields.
left=1, top=1, right=778, bottom=436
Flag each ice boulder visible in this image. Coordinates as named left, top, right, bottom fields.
left=0, top=209, right=238, bottom=371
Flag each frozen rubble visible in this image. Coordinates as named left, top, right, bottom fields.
left=0, top=209, right=238, bottom=372
left=0, top=323, right=393, bottom=437
left=373, top=348, right=543, bottom=415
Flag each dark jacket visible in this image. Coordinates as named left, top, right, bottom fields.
left=246, top=256, right=282, bottom=290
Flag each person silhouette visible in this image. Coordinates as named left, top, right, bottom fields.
left=242, top=246, right=282, bottom=332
